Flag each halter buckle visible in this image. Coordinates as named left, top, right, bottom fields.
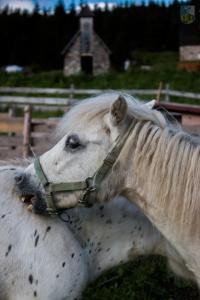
left=78, top=177, right=96, bottom=207
left=86, top=177, right=96, bottom=192
left=45, top=208, right=60, bottom=215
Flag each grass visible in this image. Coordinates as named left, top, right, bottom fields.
left=0, top=52, right=200, bottom=96
left=83, top=256, right=199, bottom=300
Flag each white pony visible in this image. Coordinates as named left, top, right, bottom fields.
left=16, top=92, right=200, bottom=287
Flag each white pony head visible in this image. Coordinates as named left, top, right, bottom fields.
left=15, top=93, right=164, bottom=213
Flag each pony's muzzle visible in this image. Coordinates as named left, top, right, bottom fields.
left=15, top=171, right=48, bottom=214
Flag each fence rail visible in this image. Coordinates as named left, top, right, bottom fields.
left=0, top=86, right=200, bottom=104
left=1, top=86, right=200, bottom=160
left=0, top=95, right=76, bottom=106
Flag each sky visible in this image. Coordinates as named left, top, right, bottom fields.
left=0, top=0, right=188, bottom=12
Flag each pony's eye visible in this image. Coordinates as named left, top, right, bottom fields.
left=65, top=134, right=82, bottom=151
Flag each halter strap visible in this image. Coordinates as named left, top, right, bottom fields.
left=34, top=119, right=135, bottom=214
left=92, top=120, right=136, bottom=189
left=34, top=158, right=49, bottom=186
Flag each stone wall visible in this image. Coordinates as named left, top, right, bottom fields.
left=92, top=33, right=110, bottom=75
left=180, top=45, right=200, bottom=61
left=63, top=36, right=81, bottom=76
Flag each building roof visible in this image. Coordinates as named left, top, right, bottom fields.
left=61, top=31, right=80, bottom=55
left=61, top=4, right=111, bottom=56
left=61, top=31, right=111, bottom=55
left=79, top=5, right=93, bottom=18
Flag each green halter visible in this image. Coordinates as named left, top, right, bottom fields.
left=34, top=120, right=135, bottom=214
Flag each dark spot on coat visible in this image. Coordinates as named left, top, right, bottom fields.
left=99, top=205, right=104, bottom=210
left=43, top=226, right=51, bottom=240
left=5, top=245, right=12, bottom=257
left=71, top=253, right=75, bottom=258
left=100, top=214, right=104, bottom=218
left=56, top=274, right=59, bottom=278
left=46, top=226, right=51, bottom=232
left=34, top=230, right=37, bottom=237
left=1, top=214, right=5, bottom=218
left=35, top=235, right=39, bottom=247
left=62, top=262, right=66, bottom=268
left=106, top=219, right=112, bottom=224
left=29, top=274, right=33, bottom=284
left=34, top=291, right=37, bottom=297
left=106, top=248, right=110, bottom=252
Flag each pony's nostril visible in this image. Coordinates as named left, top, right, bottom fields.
left=15, top=174, right=25, bottom=184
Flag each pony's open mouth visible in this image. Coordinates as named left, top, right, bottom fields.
left=20, top=194, right=37, bottom=212
left=19, top=191, right=48, bottom=214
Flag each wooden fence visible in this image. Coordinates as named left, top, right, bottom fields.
left=0, top=85, right=200, bottom=106
left=1, top=86, right=200, bottom=161
left=0, top=106, right=57, bottom=160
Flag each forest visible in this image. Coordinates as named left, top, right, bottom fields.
left=0, top=0, right=199, bottom=70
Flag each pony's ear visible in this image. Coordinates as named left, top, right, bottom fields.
left=145, top=99, right=156, bottom=109
left=110, top=95, right=128, bottom=125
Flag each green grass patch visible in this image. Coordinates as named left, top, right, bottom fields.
left=0, top=52, right=200, bottom=105
left=83, top=256, right=199, bottom=300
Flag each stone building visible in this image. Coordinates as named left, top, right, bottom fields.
left=62, top=6, right=111, bottom=76
left=178, top=5, right=200, bottom=71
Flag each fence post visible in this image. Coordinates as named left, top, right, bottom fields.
left=165, top=83, right=170, bottom=102
left=156, top=81, right=163, bottom=102
left=8, top=105, right=16, bottom=137
left=70, top=84, right=74, bottom=99
left=23, top=105, right=32, bottom=158
left=8, top=106, right=16, bottom=117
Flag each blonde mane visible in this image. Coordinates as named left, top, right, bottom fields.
left=124, top=119, right=200, bottom=236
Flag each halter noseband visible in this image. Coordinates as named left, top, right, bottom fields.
left=34, top=120, right=135, bottom=215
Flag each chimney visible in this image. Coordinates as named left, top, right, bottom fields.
left=79, top=6, right=94, bottom=54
